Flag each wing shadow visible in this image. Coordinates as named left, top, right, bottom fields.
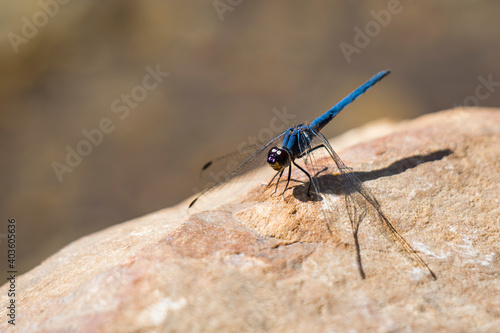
left=290, top=148, right=451, bottom=279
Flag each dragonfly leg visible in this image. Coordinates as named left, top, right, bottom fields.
left=292, top=160, right=312, bottom=196
left=280, top=164, right=293, bottom=196
left=266, top=170, right=281, bottom=187
left=267, top=169, right=284, bottom=196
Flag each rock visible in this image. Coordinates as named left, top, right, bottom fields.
left=1, top=108, right=499, bottom=332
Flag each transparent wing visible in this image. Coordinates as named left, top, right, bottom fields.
left=189, top=131, right=287, bottom=213
left=297, top=128, right=436, bottom=279
left=199, top=144, right=260, bottom=190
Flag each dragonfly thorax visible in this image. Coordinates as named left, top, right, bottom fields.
left=267, top=147, right=291, bottom=171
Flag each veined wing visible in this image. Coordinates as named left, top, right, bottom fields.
left=189, top=131, right=287, bottom=213
left=298, top=128, right=436, bottom=279
left=199, top=144, right=260, bottom=190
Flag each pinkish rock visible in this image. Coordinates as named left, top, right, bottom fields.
left=1, top=108, right=499, bottom=332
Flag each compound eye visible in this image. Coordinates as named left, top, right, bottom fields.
left=267, top=147, right=290, bottom=171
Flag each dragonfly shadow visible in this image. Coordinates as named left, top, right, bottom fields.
left=292, top=148, right=453, bottom=199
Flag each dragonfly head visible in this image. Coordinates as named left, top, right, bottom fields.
left=267, top=147, right=290, bottom=171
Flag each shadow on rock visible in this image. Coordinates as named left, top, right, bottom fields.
left=292, top=148, right=453, bottom=199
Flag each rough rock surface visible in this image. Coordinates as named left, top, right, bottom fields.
left=1, top=108, right=499, bottom=332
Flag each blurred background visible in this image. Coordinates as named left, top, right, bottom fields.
left=1, top=0, right=499, bottom=274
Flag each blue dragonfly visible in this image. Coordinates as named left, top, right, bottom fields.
left=190, top=70, right=436, bottom=279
